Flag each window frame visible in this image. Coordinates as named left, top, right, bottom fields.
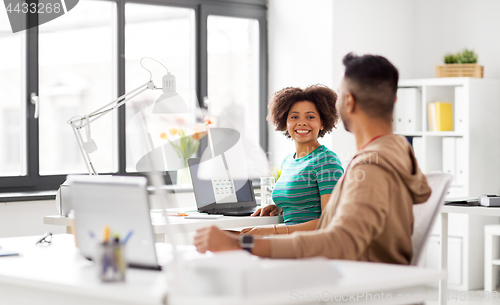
left=200, top=2, right=268, bottom=150
left=0, top=0, right=267, bottom=194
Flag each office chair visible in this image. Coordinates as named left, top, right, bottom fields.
left=411, top=173, right=453, bottom=266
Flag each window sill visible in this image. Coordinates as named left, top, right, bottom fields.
left=0, top=185, right=196, bottom=203
left=0, top=191, right=57, bottom=203
left=0, top=181, right=261, bottom=203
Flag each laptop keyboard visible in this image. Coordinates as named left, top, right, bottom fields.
left=205, top=207, right=256, bottom=216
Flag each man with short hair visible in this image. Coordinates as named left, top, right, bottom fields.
left=193, top=53, right=431, bottom=265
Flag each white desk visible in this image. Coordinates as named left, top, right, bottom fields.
left=439, top=206, right=500, bottom=305
left=0, top=234, right=444, bottom=305
left=44, top=214, right=283, bottom=242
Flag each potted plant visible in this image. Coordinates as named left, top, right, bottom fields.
left=436, top=49, right=483, bottom=78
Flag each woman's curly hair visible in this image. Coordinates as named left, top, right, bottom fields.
left=267, top=84, right=339, bottom=139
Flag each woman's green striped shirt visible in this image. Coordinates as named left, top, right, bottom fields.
left=271, top=145, right=344, bottom=225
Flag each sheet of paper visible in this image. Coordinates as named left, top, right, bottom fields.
left=0, top=248, right=19, bottom=257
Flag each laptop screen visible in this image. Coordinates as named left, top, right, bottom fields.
left=188, top=157, right=255, bottom=209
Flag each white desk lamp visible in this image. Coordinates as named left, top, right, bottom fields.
left=67, top=57, right=187, bottom=175
left=64, top=59, right=190, bottom=299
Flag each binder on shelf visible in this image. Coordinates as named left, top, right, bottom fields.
left=428, top=103, right=436, bottom=131
left=393, top=95, right=405, bottom=132
left=403, top=88, right=422, bottom=132
left=442, top=137, right=456, bottom=184
left=428, top=102, right=453, bottom=131
left=394, top=88, right=421, bottom=133
left=454, top=87, right=466, bottom=133
left=455, top=137, right=467, bottom=186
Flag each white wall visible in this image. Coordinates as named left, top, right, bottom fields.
left=332, top=0, right=416, bottom=85
left=331, top=0, right=416, bottom=163
left=267, top=0, right=336, bottom=167
left=0, top=200, right=65, bottom=238
left=332, top=0, right=500, bottom=83
left=413, top=0, right=500, bottom=79
left=268, top=0, right=500, bottom=165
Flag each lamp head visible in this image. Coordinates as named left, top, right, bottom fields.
left=151, top=72, right=188, bottom=114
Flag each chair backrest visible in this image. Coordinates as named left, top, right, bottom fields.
left=411, top=173, right=453, bottom=266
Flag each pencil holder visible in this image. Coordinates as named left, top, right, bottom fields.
left=95, top=242, right=127, bottom=282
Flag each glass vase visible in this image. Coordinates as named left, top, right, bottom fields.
left=177, top=161, right=192, bottom=186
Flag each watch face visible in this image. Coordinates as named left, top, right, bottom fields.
left=242, top=235, right=253, bottom=244
left=240, top=234, right=254, bottom=248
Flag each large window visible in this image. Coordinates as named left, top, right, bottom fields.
left=124, top=4, right=195, bottom=172
left=207, top=15, right=260, bottom=146
left=0, top=0, right=267, bottom=193
left=0, top=11, right=25, bottom=177
left=38, top=0, right=116, bottom=175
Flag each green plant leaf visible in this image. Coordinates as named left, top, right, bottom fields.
left=444, top=53, right=458, bottom=64
left=457, top=49, right=478, bottom=64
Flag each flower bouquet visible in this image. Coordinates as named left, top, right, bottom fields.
left=160, top=117, right=212, bottom=185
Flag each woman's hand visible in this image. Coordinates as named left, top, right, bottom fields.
left=251, top=204, right=281, bottom=217
left=194, top=226, right=240, bottom=253
left=240, top=226, right=275, bottom=236
left=240, top=227, right=253, bottom=234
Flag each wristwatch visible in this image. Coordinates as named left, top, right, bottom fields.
left=239, top=234, right=254, bottom=253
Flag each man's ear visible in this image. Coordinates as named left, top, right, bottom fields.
left=345, top=92, right=356, bottom=113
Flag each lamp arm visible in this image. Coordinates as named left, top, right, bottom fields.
left=67, top=80, right=155, bottom=175
left=90, top=80, right=154, bottom=116
left=83, top=84, right=151, bottom=127
left=68, top=81, right=155, bottom=128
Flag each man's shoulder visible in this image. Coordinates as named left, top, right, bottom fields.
left=351, top=135, right=411, bottom=168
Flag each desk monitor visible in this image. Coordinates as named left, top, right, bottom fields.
left=188, top=157, right=257, bottom=216
left=68, top=175, right=161, bottom=270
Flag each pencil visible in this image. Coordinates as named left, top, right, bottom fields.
left=122, top=230, right=133, bottom=244
left=103, top=226, right=110, bottom=243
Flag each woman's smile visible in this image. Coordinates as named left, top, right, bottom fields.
left=295, top=129, right=311, bottom=135
left=286, top=100, right=323, bottom=146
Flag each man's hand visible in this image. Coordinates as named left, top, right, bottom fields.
left=240, top=226, right=275, bottom=236
left=251, top=204, right=281, bottom=217
left=194, top=226, right=241, bottom=253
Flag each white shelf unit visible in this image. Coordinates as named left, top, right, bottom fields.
left=395, top=78, right=500, bottom=291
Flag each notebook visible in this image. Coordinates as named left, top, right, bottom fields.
left=188, top=157, right=257, bottom=216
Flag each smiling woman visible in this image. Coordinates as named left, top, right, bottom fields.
left=242, top=85, right=344, bottom=235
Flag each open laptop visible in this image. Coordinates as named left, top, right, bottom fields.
left=68, top=175, right=163, bottom=270
left=188, top=157, right=257, bottom=216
